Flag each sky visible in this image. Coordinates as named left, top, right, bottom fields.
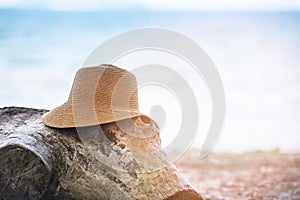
left=0, top=0, right=300, bottom=11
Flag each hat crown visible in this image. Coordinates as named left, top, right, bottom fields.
left=70, top=65, right=139, bottom=113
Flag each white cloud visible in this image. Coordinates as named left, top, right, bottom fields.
left=0, top=0, right=299, bottom=11
left=137, top=0, right=300, bottom=11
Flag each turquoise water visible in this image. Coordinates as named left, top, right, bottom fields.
left=1, top=9, right=300, bottom=152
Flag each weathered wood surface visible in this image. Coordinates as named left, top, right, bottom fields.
left=0, top=107, right=203, bottom=200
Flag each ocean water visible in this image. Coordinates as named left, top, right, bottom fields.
left=0, top=9, right=300, bottom=153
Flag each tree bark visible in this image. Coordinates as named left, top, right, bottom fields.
left=0, top=107, right=203, bottom=200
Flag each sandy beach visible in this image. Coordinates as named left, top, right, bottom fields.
left=176, top=150, right=300, bottom=199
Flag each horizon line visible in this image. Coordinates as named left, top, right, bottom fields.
left=0, top=7, right=300, bottom=12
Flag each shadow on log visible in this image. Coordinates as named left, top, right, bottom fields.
left=0, top=107, right=203, bottom=200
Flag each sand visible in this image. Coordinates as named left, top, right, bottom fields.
left=176, top=150, right=300, bottom=200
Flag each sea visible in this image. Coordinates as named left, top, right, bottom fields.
left=0, top=9, right=300, bottom=153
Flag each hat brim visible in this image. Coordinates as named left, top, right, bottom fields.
left=42, top=102, right=144, bottom=128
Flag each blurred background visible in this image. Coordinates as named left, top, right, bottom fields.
left=0, top=0, right=299, bottom=153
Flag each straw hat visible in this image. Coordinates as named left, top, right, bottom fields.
left=42, top=64, right=146, bottom=128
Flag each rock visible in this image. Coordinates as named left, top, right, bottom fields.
left=0, top=107, right=202, bottom=200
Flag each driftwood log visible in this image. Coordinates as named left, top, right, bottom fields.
left=0, top=107, right=203, bottom=200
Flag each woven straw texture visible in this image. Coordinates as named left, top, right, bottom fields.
left=42, top=64, right=144, bottom=128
